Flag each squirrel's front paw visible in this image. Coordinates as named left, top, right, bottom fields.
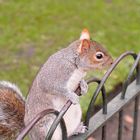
left=80, top=80, right=88, bottom=95
left=68, top=92, right=79, bottom=104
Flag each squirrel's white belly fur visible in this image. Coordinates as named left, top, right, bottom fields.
left=66, top=69, right=86, bottom=91
left=51, top=69, right=86, bottom=139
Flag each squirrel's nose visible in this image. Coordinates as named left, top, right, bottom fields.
left=109, top=58, right=114, bottom=65
left=110, top=57, right=114, bottom=64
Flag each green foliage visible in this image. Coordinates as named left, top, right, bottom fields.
left=0, top=0, right=140, bottom=115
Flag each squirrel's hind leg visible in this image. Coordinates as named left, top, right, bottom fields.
left=28, top=114, right=62, bottom=140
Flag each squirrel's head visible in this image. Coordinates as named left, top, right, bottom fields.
left=76, top=29, right=113, bottom=71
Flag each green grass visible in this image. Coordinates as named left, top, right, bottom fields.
left=0, top=0, right=140, bottom=116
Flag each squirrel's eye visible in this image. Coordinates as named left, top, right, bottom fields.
left=95, top=52, right=104, bottom=60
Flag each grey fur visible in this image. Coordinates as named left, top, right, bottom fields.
left=24, top=39, right=113, bottom=140
left=24, top=40, right=84, bottom=140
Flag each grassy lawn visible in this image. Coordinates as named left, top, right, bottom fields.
left=0, top=0, right=140, bottom=117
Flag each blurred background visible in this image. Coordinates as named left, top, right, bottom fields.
left=0, top=0, right=140, bottom=116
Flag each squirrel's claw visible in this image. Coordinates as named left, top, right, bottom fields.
left=73, top=122, right=88, bottom=135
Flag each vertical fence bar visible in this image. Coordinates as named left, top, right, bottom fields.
left=118, top=110, right=123, bottom=140
left=102, top=125, right=107, bottom=140
left=136, top=57, right=140, bottom=84
left=132, top=96, right=139, bottom=140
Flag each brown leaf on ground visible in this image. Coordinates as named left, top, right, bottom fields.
left=88, top=137, right=96, bottom=140
left=124, top=115, right=133, bottom=124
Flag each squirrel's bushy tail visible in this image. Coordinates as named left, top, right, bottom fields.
left=0, top=81, right=25, bottom=140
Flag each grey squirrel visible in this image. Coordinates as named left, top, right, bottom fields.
left=0, top=29, right=113, bottom=140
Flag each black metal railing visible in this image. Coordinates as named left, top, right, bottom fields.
left=16, top=51, right=140, bottom=140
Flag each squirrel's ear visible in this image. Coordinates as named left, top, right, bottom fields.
left=77, top=29, right=90, bottom=54
left=80, top=28, right=90, bottom=40
left=77, top=39, right=90, bottom=54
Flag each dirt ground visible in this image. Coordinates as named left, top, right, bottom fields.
left=88, top=96, right=140, bottom=140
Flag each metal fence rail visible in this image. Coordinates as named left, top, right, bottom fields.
left=70, top=80, right=140, bottom=140
left=17, top=51, right=140, bottom=140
